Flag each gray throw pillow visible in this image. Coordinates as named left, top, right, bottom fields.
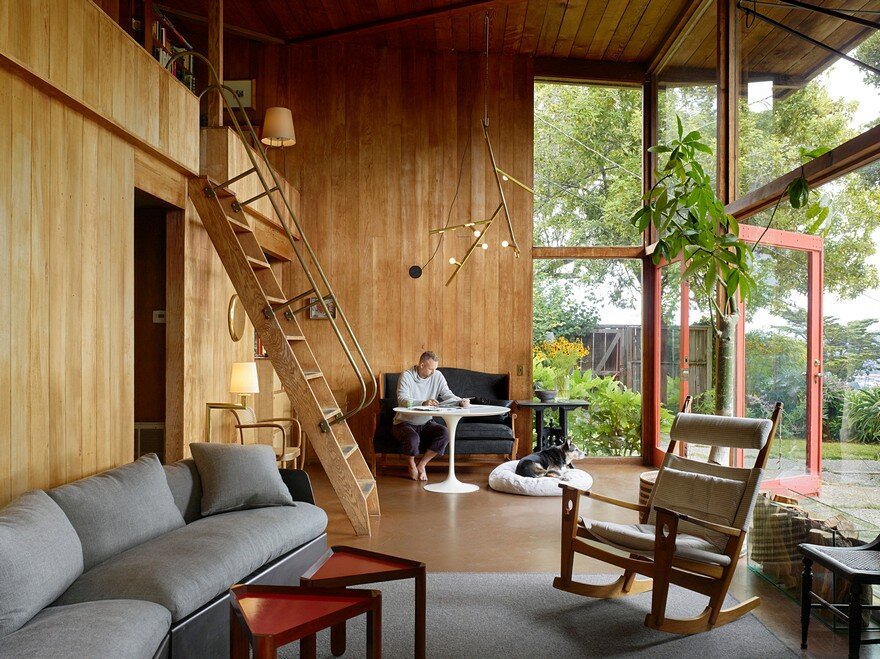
left=0, top=490, right=84, bottom=635
left=47, top=454, right=185, bottom=570
left=189, top=442, right=294, bottom=516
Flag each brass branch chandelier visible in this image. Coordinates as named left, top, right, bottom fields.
left=410, top=13, right=533, bottom=286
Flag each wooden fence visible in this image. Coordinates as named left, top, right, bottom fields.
left=577, top=324, right=712, bottom=404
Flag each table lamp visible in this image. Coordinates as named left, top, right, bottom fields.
left=229, top=361, right=260, bottom=407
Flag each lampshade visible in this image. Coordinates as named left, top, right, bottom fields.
left=261, top=107, right=296, bottom=147
left=229, top=362, right=260, bottom=395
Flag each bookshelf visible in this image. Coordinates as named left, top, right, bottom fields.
left=125, top=2, right=195, bottom=92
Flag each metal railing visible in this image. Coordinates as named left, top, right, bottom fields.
left=168, top=51, right=377, bottom=423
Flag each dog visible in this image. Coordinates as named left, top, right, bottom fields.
left=515, top=440, right=585, bottom=478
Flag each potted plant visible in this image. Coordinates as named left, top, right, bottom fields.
left=630, top=117, right=823, bottom=431
left=533, top=336, right=590, bottom=400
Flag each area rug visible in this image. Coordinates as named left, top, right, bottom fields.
left=277, top=573, right=796, bottom=658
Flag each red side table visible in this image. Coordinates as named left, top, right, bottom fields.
left=301, top=546, right=426, bottom=659
left=229, top=584, right=382, bottom=659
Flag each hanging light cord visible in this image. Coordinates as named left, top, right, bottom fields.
left=420, top=114, right=474, bottom=272
left=483, top=12, right=490, bottom=127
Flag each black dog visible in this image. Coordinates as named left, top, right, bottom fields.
left=515, top=440, right=585, bottom=478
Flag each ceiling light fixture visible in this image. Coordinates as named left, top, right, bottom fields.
left=409, top=12, right=533, bottom=285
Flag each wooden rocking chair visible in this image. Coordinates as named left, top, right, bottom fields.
left=554, top=398, right=783, bottom=635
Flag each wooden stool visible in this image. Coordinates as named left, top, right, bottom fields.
left=229, top=584, right=381, bottom=659
left=799, top=536, right=880, bottom=658
left=301, top=546, right=426, bottom=659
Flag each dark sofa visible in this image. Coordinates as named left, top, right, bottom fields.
left=371, top=367, right=518, bottom=473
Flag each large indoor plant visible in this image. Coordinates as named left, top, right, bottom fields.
left=630, top=117, right=823, bottom=422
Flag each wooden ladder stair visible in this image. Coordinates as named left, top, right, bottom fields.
left=188, top=177, right=379, bottom=536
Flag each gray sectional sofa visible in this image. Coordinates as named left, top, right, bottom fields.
left=0, top=451, right=329, bottom=659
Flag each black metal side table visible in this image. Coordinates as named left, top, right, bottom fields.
left=514, top=400, right=589, bottom=451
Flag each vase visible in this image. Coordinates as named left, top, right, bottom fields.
left=556, top=373, right=571, bottom=400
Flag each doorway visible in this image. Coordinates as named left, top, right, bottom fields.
left=133, top=189, right=176, bottom=461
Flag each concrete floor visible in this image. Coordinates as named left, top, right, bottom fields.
left=306, top=459, right=867, bottom=658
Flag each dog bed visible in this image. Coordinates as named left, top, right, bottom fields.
left=488, top=460, right=593, bottom=496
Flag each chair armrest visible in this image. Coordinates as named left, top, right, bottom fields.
left=585, top=490, right=648, bottom=513
left=236, top=422, right=287, bottom=432
left=278, top=469, right=316, bottom=505
left=653, top=506, right=742, bottom=538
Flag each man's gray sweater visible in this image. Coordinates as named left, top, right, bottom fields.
left=393, top=366, right=461, bottom=425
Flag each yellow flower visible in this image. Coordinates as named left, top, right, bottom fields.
left=533, top=337, right=590, bottom=373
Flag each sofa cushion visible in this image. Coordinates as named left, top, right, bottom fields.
left=55, top=503, right=328, bottom=621
left=456, top=423, right=515, bottom=440
left=374, top=427, right=513, bottom=455
left=46, top=454, right=185, bottom=571
left=189, top=442, right=294, bottom=516
left=0, top=600, right=170, bottom=659
left=163, top=458, right=203, bottom=523
left=462, top=399, right=512, bottom=424
left=0, top=490, right=84, bottom=636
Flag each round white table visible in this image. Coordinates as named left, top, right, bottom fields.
left=393, top=404, right=511, bottom=493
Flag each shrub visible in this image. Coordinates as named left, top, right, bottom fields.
left=822, top=373, right=851, bottom=442
left=847, top=387, right=880, bottom=444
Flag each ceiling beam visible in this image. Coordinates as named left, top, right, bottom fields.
left=533, top=58, right=647, bottom=86
left=155, top=4, right=286, bottom=44
left=286, top=0, right=520, bottom=45
left=726, top=122, right=880, bottom=220
left=647, top=0, right=713, bottom=75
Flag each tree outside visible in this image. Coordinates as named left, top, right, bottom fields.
left=533, top=46, right=880, bottom=463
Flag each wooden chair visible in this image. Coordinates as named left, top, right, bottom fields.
left=554, top=399, right=783, bottom=635
left=230, top=406, right=303, bottom=469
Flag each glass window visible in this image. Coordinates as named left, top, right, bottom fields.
left=738, top=11, right=880, bottom=197
left=657, top=8, right=718, bottom=186
left=815, top=164, right=880, bottom=520
left=532, top=259, right=643, bottom=457
left=533, top=83, right=643, bottom=247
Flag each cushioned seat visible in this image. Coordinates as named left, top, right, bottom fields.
left=0, top=599, right=170, bottom=659
left=489, top=460, right=593, bottom=496
left=583, top=520, right=732, bottom=566
left=55, top=503, right=328, bottom=621
left=372, top=368, right=518, bottom=472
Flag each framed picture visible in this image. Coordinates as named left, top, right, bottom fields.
left=308, top=297, right=337, bottom=320
left=222, top=79, right=256, bottom=110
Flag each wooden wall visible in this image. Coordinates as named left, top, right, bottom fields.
left=256, top=44, right=535, bottom=450
left=0, top=0, right=232, bottom=502
left=0, top=0, right=198, bottom=173
left=0, top=67, right=134, bottom=503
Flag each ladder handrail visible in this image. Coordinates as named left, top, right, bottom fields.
left=170, top=51, right=377, bottom=420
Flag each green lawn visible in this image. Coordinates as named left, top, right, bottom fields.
left=773, top=437, right=880, bottom=461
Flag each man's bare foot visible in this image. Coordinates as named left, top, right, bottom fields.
left=407, top=464, right=419, bottom=481
left=418, top=466, right=428, bottom=481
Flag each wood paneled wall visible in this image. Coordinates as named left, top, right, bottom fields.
left=256, top=44, right=535, bottom=450
left=0, top=67, right=134, bottom=504
left=0, top=0, right=231, bottom=502
left=0, top=0, right=199, bottom=173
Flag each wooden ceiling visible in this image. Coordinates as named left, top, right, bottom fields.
left=160, top=0, right=880, bottom=84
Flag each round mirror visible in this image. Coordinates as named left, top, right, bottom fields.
left=227, top=295, right=246, bottom=342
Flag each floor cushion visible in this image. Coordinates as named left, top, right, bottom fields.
left=54, top=503, right=328, bottom=621
left=0, top=599, right=170, bottom=659
left=488, top=460, right=593, bottom=496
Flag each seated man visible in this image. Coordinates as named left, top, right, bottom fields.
left=394, top=351, right=470, bottom=481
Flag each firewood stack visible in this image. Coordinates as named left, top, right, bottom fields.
left=750, top=492, right=868, bottom=607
